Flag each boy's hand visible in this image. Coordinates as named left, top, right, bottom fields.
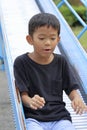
left=29, top=94, right=45, bottom=110
left=71, top=96, right=87, bottom=115
left=69, top=90, right=87, bottom=115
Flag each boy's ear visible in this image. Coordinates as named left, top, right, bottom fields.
left=57, top=36, right=60, bottom=43
left=26, top=35, right=33, bottom=45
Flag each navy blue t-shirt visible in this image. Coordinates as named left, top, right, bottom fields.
left=14, top=53, right=79, bottom=122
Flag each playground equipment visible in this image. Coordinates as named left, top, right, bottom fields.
left=0, top=0, right=87, bottom=129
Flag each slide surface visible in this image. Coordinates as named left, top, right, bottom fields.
left=0, top=0, right=87, bottom=130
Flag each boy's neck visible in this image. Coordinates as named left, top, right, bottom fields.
left=28, top=53, right=54, bottom=65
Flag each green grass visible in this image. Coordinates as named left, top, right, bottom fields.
left=71, top=26, right=87, bottom=51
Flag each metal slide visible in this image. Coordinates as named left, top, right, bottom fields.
left=0, top=0, right=87, bottom=130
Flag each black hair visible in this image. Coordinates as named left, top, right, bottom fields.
left=28, top=13, right=60, bottom=36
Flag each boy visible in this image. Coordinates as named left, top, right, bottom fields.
left=14, top=13, right=87, bottom=130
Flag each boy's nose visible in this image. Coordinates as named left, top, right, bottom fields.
left=45, top=39, right=51, bottom=46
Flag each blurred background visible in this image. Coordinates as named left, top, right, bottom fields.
left=53, top=0, right=87, bottom=51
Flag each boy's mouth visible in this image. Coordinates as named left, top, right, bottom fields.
left=44, top=49, right=51, bottom=52
left=44, top=48, right=51, bottom=51
left=45, top=49, right=51, bottom=51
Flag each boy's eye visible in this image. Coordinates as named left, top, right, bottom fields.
left=39, top=38, right=45, bottom=40
left=38, top=37, right=56, bottom=40
left=51, top=38, right=56, bottom=40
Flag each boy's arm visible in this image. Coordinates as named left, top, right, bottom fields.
left=21, top=92, right=45, bottom=110
left=69, top=89, right=87, bottom=115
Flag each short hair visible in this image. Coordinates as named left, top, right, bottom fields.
left=28, top=13, right=60, bottom=36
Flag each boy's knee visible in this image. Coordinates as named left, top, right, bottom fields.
left=53, top=120, right=76, bottom=130
left=26, top=118, right=43, bottom=130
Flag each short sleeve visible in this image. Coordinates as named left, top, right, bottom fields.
left=14, top=56, right=28, bottom=93
left=62, top=57, right=79, bottom=95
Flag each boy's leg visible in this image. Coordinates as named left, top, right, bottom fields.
left=26, top=118, right=43, bottom=130
left=52, top=120, right=76, bottom=130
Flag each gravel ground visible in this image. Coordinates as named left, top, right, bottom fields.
left=0, top=71, right=16, bottom=130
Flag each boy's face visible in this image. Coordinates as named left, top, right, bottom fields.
left=27, top=25, right=60, bottom=59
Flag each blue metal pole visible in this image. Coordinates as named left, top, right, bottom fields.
left=57, top=0, right=64, bottom=8
left=64, top=0, right=86, bottom=27
left=77, top=25, right=87, bottom=39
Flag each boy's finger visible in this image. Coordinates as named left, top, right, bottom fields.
left=34, top=95, right=45, bottom=104
left=71, top=102, right=76, bottom=110
left=35, top=99, right=45, bottom=108
left=40, top=97, right=45, bottom=103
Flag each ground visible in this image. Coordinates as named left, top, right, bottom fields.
left=0, top=70, right=15, bottom=130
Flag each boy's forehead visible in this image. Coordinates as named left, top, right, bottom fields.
left=34, top=25, right=58, bottom=35
left=35, top=25, right=58, bottom=31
